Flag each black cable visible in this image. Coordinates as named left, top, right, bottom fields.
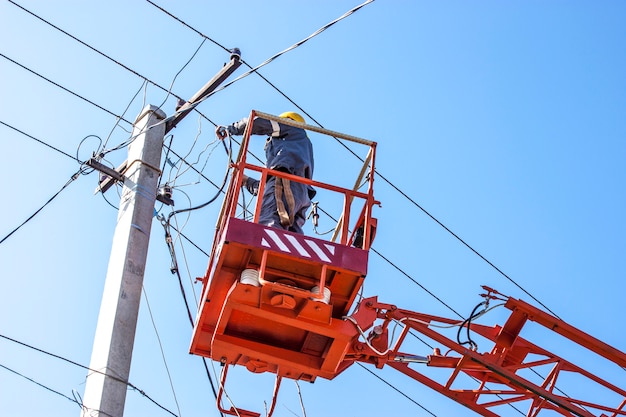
left=376, top=170, right=562, bottom=319
left=185, top=0, right=376, bottom=97
left=7, top=0, right=179, bottom=102
left=156, top=218, right=224, bottom=417
left=165, top=136, right=232, bottom=222
left=7, top=0, right=217, bottom=129
left=372, top=247, right=464, bottom=319
left=168, top=222, right=210, bottom=258
left=0, top=363, right=88, bottom=411
left=0, top=52, right=132, bottom=125
left=314, top=203, right=464, bottom=319
left=200, top=358, right=223, bottom=417
left=160, top=138, right=232, bottom=315
left=0, top=119, right=81, bottom=162
left=144, top=0, right=370, bottom=130
left=456, top=301, right=486, bottom=350
left=159, top=216, right=195, bottom=326
left=0, top=334, right=178, bottom=416
left=156, top=137, right=233, bottom=416
left=356, top=363, right=438, bottom=416
left=0, top=170, right=82, bottom=246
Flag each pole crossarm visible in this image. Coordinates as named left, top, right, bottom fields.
left=95, top=51, right=242, bottom=195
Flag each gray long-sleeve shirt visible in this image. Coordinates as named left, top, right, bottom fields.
left=227, top=117, right=314, bottom=179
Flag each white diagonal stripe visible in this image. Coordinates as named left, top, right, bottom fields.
left=305, top=240, right=332, bottom=263
left=265, top=229, right=290, bottom=252
left=285, top=235, right=311, bottom=258
left=324, top=244, right=335, bottom=255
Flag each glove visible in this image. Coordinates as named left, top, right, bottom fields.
left=242, top=175, right=259, bottom=196
left=216, top=125, right=228, bottom=140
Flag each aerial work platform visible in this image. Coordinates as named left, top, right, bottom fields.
left=189, top=111, right=378, bottom=415
left=190, top=216, right=370, bottom=380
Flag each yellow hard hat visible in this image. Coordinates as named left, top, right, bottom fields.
left=279, top=111, right=305, bottom=123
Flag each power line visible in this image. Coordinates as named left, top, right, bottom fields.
left=376, top=170, right=562, bottom=319
left=356, top=363, right=438, bottom=416
left=7, top=0, right=175, bottom=100
left=7, top=0, right=218, bottom=129
left=0, top=119, right=80, bottom=162
left=0, top=170, right=82, bottom=246
left=219, top=0, right=376, bottom=92
left=142, top=288, right=183, bottom=417
left=0, top=334, right=178, bottom=416
left=144, top=0, right=368, bottom=125
left=372, top=247, right=464, bottom=318
left=0, top=363, right=106, bottom=416
left=0, top=52, right=132, bottom=125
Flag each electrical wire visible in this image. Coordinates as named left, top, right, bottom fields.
left=7, top=0, right=185, bottom=105
left=0, top=363, right=99, bottom=415
left=356, top=363, right=438, bottom=417
left=0, top=119, right=81, bottom=163
left=100, top=79, right=149, bottom=152
left=155, top=38, right=207, bottom=111
left=159, top=216, right=195, bottom=326
left=456, top=301, right=487, bottom=351
left=147, top=0, right=375, bottom=111
left=7, top=0, right=220, bottom=148
left=377, top=170, right=562, bottom=319
left=155, top=134, right=232, bottom=322
left=314, top=202, right=464, bottom=318
left=141, top=286, right=183, bottom=417
left=0, top=169, right=83, bottom=246
left=155, top=139, right=234, bottom=415
left=171, top=220, right=201, bottom=305
left=294, top=381, right=307, bottom=417
left=0, top=52, right=132, bottom=125
left=211, top=0, right=376, bottom=94
left=0, top=334, right=178, bottom=416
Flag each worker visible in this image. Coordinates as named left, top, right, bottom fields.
left=216, top=112, right=314, bottom=234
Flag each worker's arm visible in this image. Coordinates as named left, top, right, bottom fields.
left=216, top=117, right=281, bottom=139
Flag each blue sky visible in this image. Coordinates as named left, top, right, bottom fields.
left=1, top=1, right=625, bottom=416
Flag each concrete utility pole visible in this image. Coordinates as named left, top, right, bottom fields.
left=81, top=106, right=166, bottom=417
left=81, top=52, right=241, bottom=417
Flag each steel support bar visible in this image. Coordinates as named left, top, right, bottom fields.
left=348, top=295, right=626, bottom=417
left=503, top=296, right=626, bottom=368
